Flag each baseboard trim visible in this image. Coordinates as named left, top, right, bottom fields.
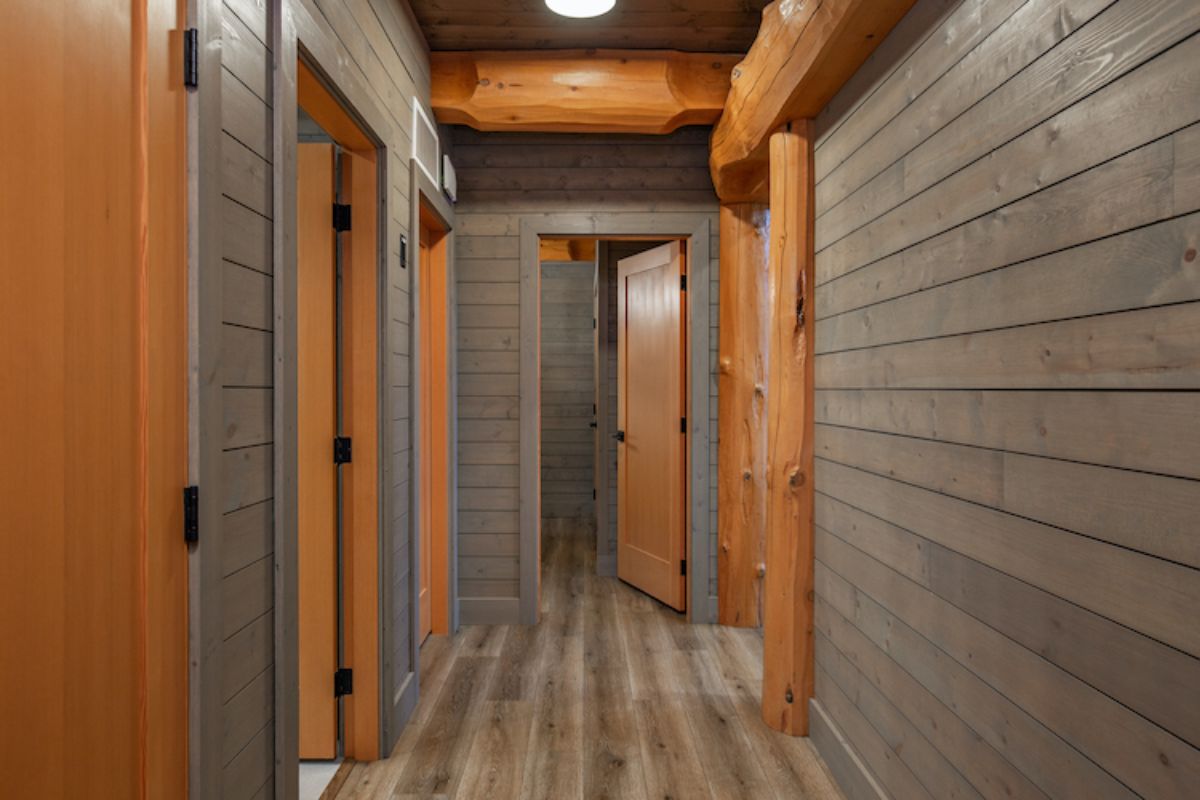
left=810, top=698, right=888, bottom=800
left=459, top=597, right=521, bottom=625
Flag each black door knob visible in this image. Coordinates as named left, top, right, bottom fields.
left=614, top=430, right=625, bottom=442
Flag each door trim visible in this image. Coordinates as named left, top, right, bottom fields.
left=518, top=214, right=715, bottom=624
left=406, top=163, right=459, bottom=732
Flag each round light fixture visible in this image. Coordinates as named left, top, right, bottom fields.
left=545, top=0, right=616, bottom=19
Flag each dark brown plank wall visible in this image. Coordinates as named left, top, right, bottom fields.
left=809, top=0, right=1200, bottom=798
left=213, top=0, right=434, bottom=793
left=451, top=128, right=722, bottom=622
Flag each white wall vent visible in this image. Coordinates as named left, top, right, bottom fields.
left=411, top=98, right=439, bottom=186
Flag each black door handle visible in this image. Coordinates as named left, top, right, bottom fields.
left=614, top=430, right=625, bottom=442
left=589, top=420, right=598, bottom=429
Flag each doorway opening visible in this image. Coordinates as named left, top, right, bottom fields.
left=417, top=201, right=452, bottom=645
left=295, top=58, right=382, bottom=786
left=537, top=236, right=688, bottom=614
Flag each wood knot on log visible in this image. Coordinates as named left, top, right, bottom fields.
left=788, top=469, right=804, bottom=488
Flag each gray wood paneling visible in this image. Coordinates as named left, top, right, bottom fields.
left=202, top=0, right=438, bottom=792
left=809, top=1, right=1200, bottom=797
left=540, top=261, right=596, bottom=526
left=451, top=128, right=721, bottom=621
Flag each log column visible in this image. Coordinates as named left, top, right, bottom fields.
left=717, top=203, right=770, bottom=627
left=761, top=120, right=816, bottom=735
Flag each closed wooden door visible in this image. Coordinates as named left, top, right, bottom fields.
left=0, top=1, right=188, bottom=796
left=418, top=225, right=434, bottom=643
left=298, top=142, right=339, bottom=759
left=418, top=214, right=451, bottom=642
left=617, top=241, right=687, bottom=611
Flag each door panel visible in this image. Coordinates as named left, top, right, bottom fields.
left=297, top=143, right=338, bottom=759
left=617, top=242, right=687, bottom=611
left=418, top=225, right=434, bottom=643
left=0, top=1, right=188, bottom=795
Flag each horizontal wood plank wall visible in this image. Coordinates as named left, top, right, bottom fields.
left=213, top=0, right=434, bottom=792
left=809, top=0, right=1200, bottom=798
left=539, top=261, right=597, bottom=529
left=451, top=128, right=721, bottom=622
left=219, top=2, right=276, bottom=794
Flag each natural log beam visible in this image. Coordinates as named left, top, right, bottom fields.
left=431, top=50, right=739, bottom=134
left=762, top=121, right=815, bottom=736
left=710, top=0, right=915, bottom=202
left=717, top=203, right=770, bottom=628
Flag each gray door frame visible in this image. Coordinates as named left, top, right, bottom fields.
left=519, top=213, right=716, bottom=624
left=407, top=164, right=459, bottom=725
left=272, top=6, right=398, bottom=789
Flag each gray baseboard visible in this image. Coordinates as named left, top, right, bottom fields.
left=809, top=698, right=887, bottom=800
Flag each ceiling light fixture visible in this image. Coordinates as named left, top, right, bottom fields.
left=545, top=0, right=616, bottom=19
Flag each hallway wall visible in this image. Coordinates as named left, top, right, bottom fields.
left=204, top=0, right=436, bottom=794
left=808, top=0, right=1200, bottom=797
left=540, top=260, right=597, bottom=529
left=451, top=128, right=722, bottom=623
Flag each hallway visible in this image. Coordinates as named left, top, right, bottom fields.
left=329, top=524, right=841, bottom=799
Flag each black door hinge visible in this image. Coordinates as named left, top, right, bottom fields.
left=332, top=203, right=353, bottom=232
left=593, top=317, right=597, bottom=329
left=681, top=559, right=687, bottom=576
left=593, top=488, right=597, bottom=500
left=334, top=436, right=353, bottom=464
left=334, top=668, right=354, bottom=697
left=183, top=486, right=200, bottom=543
left=680, top=274, right=687, bottom=291
left=183, top=28, right=199, bottom=89
left=680, top=416, right=687, bottom=434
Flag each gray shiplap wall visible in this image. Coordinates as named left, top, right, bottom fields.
left=211, top=0, right=434, bottom=795
left=809, top=0, right=1200, bottom=798
left=540, top=261, right=596, bottom=528
left=451, top=128, right=721, bottom=622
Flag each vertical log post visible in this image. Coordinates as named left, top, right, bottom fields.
left=717, top=203, right=770, bottom=627
left=762, top=120, right=816, bottom=735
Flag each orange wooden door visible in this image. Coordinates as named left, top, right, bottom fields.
left=298, top=143, right=339, bottom=759
left=0, top=0, right=188, bottom=795
left=418, top=215, right=451, bottom=642
left=418, top=227, right=435, bottom=642
left=616, top=242, right=687, bottom=611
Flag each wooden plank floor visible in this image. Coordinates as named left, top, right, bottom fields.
left=333, top=524, right=843, bottom=799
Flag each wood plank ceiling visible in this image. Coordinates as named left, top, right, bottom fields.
left=408, top=0, right=771, bottom=52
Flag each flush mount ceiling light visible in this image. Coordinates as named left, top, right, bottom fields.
left=545, top=0, right=616, bottom=19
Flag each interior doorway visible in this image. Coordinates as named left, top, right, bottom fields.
left=418, top=202, right=452, bottom=642
left=295, top=59, right=382, bottom=771
left=535, top=236, right=688, bottom=613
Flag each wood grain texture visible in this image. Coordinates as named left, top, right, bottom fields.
left=433, top=50, right=737, bottom=134
left=330, top=523, right=844, bottom=800
left=761, top=121, right=816, bottom=736
left=709, top=0, right=916, bottom=201
left=810, top=0, right=1200, bottom=796
left=717, top=203, right=769, bottom=627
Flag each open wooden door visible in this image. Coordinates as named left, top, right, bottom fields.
left=616, top=241, right=687, bottom=611
left=297, top=142, right=339, bottom=759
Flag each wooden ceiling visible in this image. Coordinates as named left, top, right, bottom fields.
left=408, top=0, right=771, bottom=52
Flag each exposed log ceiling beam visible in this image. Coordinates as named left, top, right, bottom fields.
left=431, top=50, right=740, bottom=134
left=710, top=0, right=916, bottom=202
